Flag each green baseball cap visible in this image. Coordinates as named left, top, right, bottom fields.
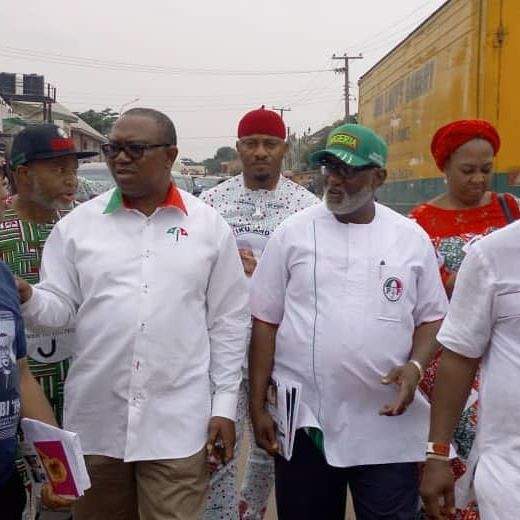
left=310, top=123, right=387, bottom=168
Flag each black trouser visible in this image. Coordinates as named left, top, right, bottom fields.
left=0, top=469, right=26, bottom=520
left=275, top=429, right=419, bottom=520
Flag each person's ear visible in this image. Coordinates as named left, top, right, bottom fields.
left=372, top=168, right=387, bottom=189
left=166, top=145, right=178, bottom=168
left=442, top=157, right=452, bottom=178
left=14, top=165, right=31, bottom=191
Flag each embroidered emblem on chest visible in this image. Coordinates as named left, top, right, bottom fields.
left=383, top=277, right=404, bottom=302
left=167, top=227, right=188, bottom=242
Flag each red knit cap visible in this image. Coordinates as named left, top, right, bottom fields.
left=237, top=106, right=286, bottom=140
left=431, top=119, right=501, bottom=171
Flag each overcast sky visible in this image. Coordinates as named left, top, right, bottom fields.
left=2, top=0, right=446, bottom=161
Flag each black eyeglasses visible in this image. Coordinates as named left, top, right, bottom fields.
left=102, top=142, right=171, bottom=160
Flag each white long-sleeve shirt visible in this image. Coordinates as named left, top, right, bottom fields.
left=22, top=185, right=250, bottom=462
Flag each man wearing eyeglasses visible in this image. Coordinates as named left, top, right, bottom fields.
left=200, top=107, right=318, bottom=519
left=0, top=124, right=97, bottom=515
left=249, top=124, right=448, bottom=519
left=16, top=108, right=250, bottom=520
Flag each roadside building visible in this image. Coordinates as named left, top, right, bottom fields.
left=0, top=72, right=105, bottom=162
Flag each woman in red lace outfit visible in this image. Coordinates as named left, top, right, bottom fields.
left=410, top=120, right=520, bottom=519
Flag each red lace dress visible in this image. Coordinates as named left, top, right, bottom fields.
left=410, top=192, right=520, bottom=519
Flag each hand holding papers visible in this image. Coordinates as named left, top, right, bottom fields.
left=266, top=377, right=301, bottom=460
left=21, top=418, right=91, bottom=498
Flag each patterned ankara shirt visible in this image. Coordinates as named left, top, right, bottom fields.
left=199, top=174, right=319, bottom=259
left=0, top=206, right=72, bottom=425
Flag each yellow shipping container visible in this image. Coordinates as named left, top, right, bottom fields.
left=358, top=0, right=520, bottom=213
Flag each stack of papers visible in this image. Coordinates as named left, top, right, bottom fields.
left=266, top=376, right=301, bottom=460
left=21, top=418, right=91, bottom=498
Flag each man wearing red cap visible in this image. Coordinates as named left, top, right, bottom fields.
left=201, top=107, right=318, bottom=519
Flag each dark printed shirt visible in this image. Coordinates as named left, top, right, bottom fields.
left=0, top=261, right=27, bottom=485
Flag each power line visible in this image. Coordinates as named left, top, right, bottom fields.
left=347, top=0, right=440, bottom=51
left=360, top=17, right=435, bottom=55
left=62, top=94, right=339, bottom=112
left=59, top=86, right=337, bottom=102
left=181, top=135, right=236, bottom=140
left=0, top=45, right=333, bottom=77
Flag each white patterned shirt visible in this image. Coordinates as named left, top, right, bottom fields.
left=200, top=174, right=319, bottom=260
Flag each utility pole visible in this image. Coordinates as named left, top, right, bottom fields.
left=272, top=107, right=291, bottom=169
left=332, top=53, right=363, bottom=121
left=272, top=106, right=291, bottom=121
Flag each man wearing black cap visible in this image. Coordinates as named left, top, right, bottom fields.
left=0, top=124, right=97, bottom=514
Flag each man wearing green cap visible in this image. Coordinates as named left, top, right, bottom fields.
left=249, top=124, right=448, bottom=519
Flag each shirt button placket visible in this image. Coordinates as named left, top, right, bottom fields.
left=128, top=216, right=153, bottom=455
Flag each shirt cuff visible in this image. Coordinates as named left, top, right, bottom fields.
left=250, top=312, right=281, bottom=326
left=414, top=312, right=446, bottom=327
left=212, top=391, right=239, bottom=421
left=436, top=331, right=483, bottom=359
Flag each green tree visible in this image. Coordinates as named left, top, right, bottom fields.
left=74, top=108, right=119, bottom=136
left=214, top=146, right=238, bottom=162
left=202, top=158, right=220, bottom=175
left=202, top=146, right=239, bottom=175
left=301, top=118, right=350, bottom=169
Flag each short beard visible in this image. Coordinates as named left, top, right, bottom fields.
left=30, top=177, right=71, bottom=211
left=324, top=185, right=374, bottom=216
left=252, top=172, right=272, bottom=183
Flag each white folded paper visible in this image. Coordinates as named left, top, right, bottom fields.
left=21, top=418, right=91, bottom=498
left=266, top=376, right=301, bottom=460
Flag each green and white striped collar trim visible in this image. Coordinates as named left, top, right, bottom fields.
left=103, top=188, right=124, bottom=214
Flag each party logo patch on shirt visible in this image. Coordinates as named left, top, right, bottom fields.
left=383, top=277, right=404, bottom=302
left=166, top=227, right=188, bottom=242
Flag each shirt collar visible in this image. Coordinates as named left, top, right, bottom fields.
left=104, top=182, right=188, bottom=215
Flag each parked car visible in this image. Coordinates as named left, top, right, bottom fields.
left=76, top=162, right=115, bottom=202
left=76, top=165, right=197, bottom=202
left=171, top=172, right=195, bottom=194
left=192, top=175, right=228, bottom=196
